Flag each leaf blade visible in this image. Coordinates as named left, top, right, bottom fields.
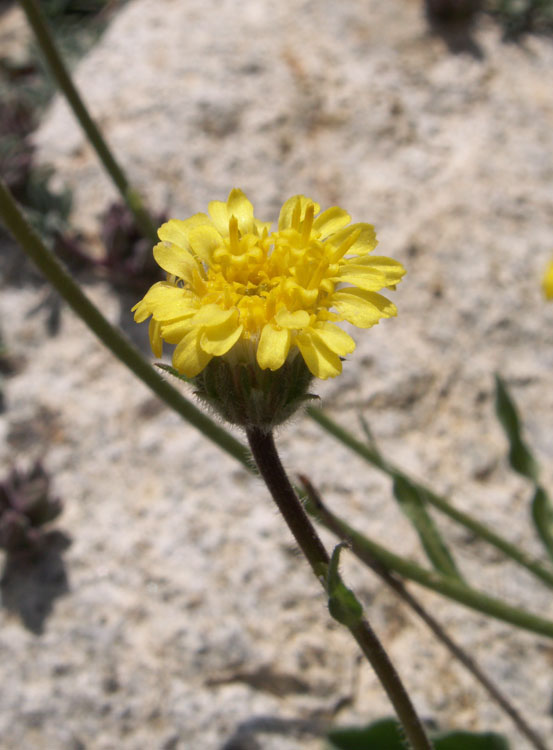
left=531, top=485, right=553, bottom=563
left=494, top=374, right=539, bottom=482
left=393, top=475, right=464, bottom=581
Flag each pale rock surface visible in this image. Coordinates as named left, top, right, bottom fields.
left=2, top=0, right=553, bottom=748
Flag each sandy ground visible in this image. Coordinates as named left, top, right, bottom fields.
left=2, top=0, right=553, bottom=748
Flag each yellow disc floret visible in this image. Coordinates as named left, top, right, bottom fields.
left=133, top=189, right=406, bottom=379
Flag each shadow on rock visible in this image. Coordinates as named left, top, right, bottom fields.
left=424, top=0, right=485, bottom=58
left=220, top=714, right=330, bottom=750
left=1, top=530, right=71, bottom=634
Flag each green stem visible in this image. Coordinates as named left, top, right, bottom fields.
left=0, top=179, right=250, bottom=468
left=246, top=427, right=433, bottom=750
left=299, top=476, right=550, bottom=750
left=19, top=0, right=158, bottom=244
left=307, top=407, right=553, bottom=589
left=307, top=492, right=553, bottom=640
left=4, top=177, right=551, bottom=642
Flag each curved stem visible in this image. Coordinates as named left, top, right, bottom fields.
left=19, top=0, right=159, bottom=244
left=0, top=178, right=250, bottom=468
left=246, top=427, right=433, bottom=750
left=300, top=475, right=550, bottom=750
left=307, top=407, right=553, bottom=589
left=305, top=487, right=553, bottom=639
left=3, top=176, right=550, bottom=642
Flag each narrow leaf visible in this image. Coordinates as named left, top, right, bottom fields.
left=433, top=729, right=510, bottom=750
left=155, top=362, right=192, bottom=384
left=393, top=476, right=463, bottom=581
left=359, top=414, right=380, bottom=455
left=531, top=485, right=553, bottom=562
left=326, top=717, right=405, bottom=749
left=494, top=374, right=539, bottom=481
left=327, top=720, right=510, bottom=750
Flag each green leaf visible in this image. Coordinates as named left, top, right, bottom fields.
left=359, top=414, right=380, bottom=456
left=155, top=362, right=192, bottom=384
left=326, top=544, right=363, bottom=628
left=433, top=730, right=510, bottom=750
left=326, top=717, right=405, bottom=749
left=326, top=719, right=510, bottom=750
left=531, top=485, right=553, bottom=562
left=494, top=375, right=539, bottom=482
left=393, top=476, right=463, bottom=581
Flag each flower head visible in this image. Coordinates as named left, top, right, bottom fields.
left=133, top=189, right=405, bottom=382
left=543, top=258, right=553, bottom=301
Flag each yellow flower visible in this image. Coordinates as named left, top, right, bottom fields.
left=543, top=258, right=553, bottom=300
left=133, top=189, right=405, bottom=380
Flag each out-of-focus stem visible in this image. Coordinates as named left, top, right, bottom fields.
left=307, top=407, right=553, bottom=589
left=0, top=178, right=250, bottom=468
left=302, top=480, right=553, bottom=639
left=3, top=175, right=550, bottom=644
left=19, top=0, right=159, bottom=244
left=300, top=475, right=550, bottom=750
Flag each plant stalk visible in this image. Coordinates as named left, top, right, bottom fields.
left=4, top=177, right=552, bottom=642
left=19, top=0, right=159, bottom=244
left=246, top=427, right=433, bottom=750
left=300, top=475, right=550, bottom=750
left=0, top=178, right=250, bottom=468
left=304, top=484, right=553, bottom=639
left=307, top=407, right=553, bottom=589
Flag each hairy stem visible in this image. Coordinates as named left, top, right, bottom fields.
left=3, top=177, right=551, bottom=641
left=246, top=427, right=433, bottom=750
left=300, top=475, right=550, bottom=750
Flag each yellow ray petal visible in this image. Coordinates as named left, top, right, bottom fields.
left=257, top=324, right=292, bottom=370
left=332, top=288, right=397, bottom=327
left=274, top=308, right=310, bottom=329
left=296, top=331, right=342, bottom=379
left=153, top=241, right=198, bottom=281
left=192, top=304, right=237, bottom=327
left=189, top=225, right=224, bottom=264
left=328, top=223, right=377, bottom=260
left=208, top=200, right=230, bottom=236
left=133, top=282, right=195, bottom=322
left=227, top=189, right=255, bottom=235
left=337, top=257, right=405, bottom=291
left=148, top=318, right=163, bottom=358
left=158, top=215, right=210, bottom=246
left=543, top=259, right=553, bottom=300
left=254, top=219, right=272, bottom=237
left=200, top=315, right=243, bottom=356
left=173, top=331, right=213, bottom=377
left=161, top=318, right=196, bottom=344
left=311, top=322, right=355, bottom=357
left=278, top=195, right=320, bottom=231
left=312, top=207, right=351, bottom=239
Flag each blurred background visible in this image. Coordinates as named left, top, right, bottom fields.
left=1, top=1, right=553, bottom=748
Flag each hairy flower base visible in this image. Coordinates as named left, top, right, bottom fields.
left=193, top=353, right=316, bottom=431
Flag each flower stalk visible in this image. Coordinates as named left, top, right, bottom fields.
left=19, top=0, right=159, bottom=244
left=299, top=475, right=550, bottom=750
left=0, top=178, right=250, bottom=467
left=4, top=178, right=551, bottom=640
left=246, top=427, right=433, bottom=750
